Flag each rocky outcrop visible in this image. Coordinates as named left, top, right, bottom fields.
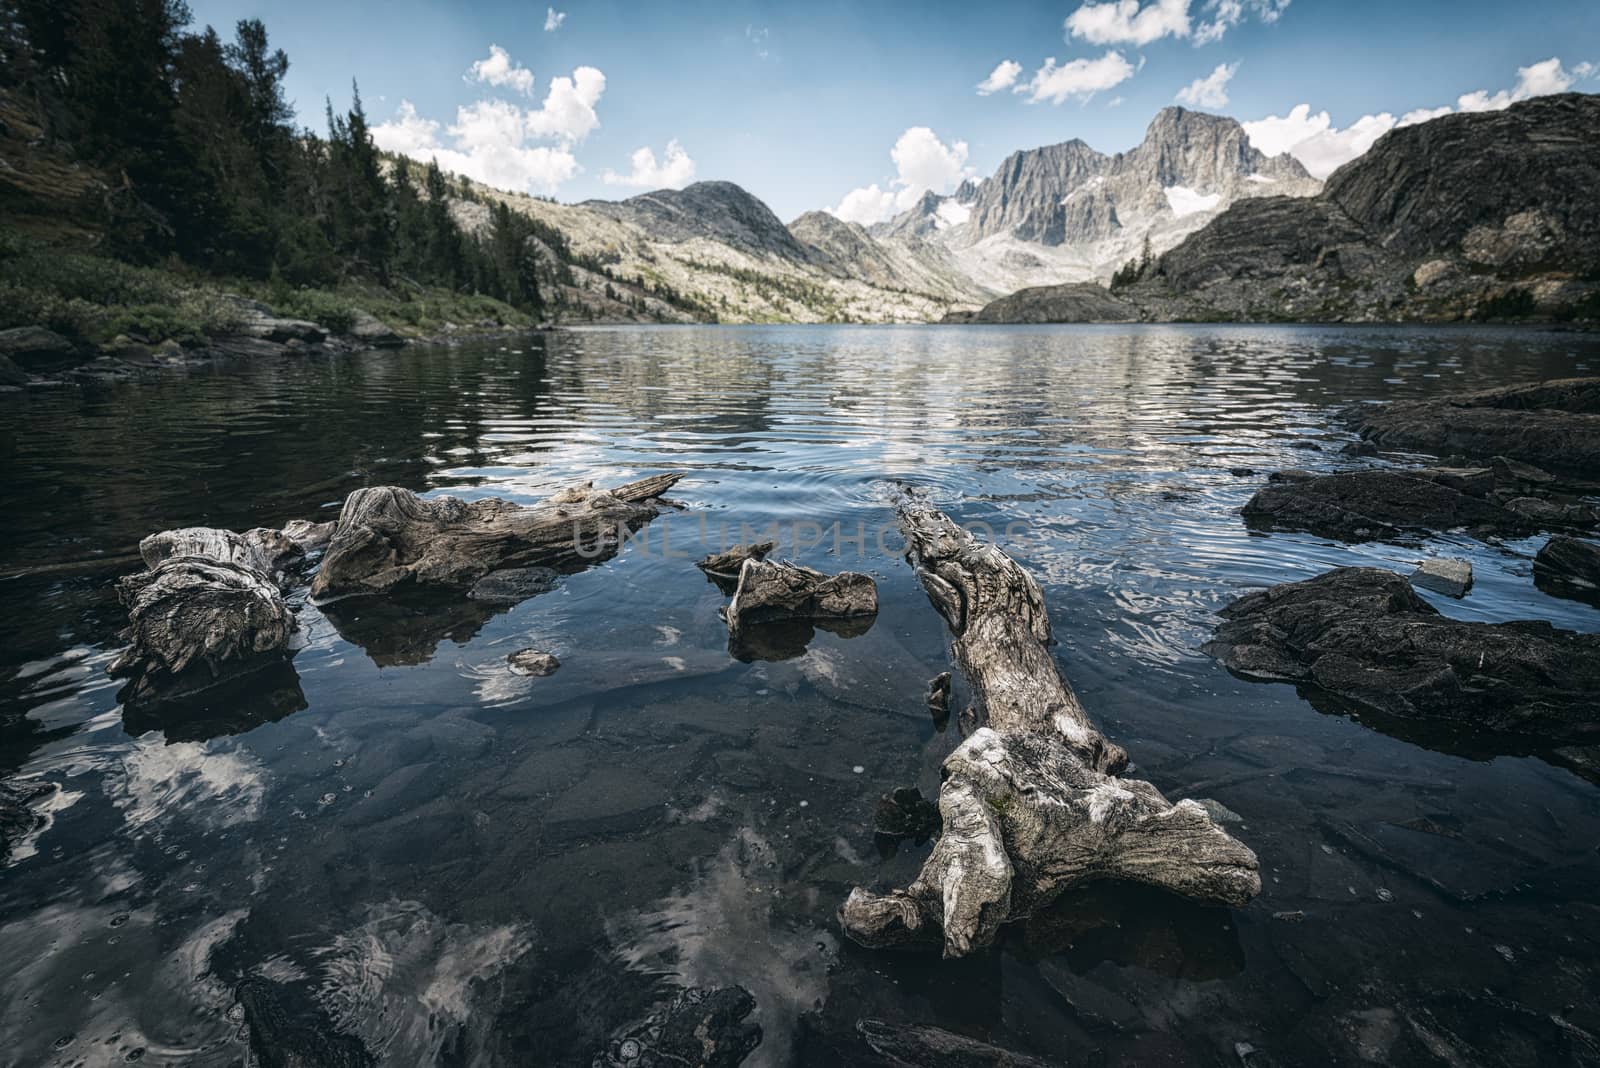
left=1353, top=377, right=1600, bottom=475
left=970, top=282, right=1137, bottom=323
left=310, top=473, right=685, bottom=601
left=1130, top=93, right=1600, bottom=323
left=1534, top=536, right=1600, bottom=605
left=0, top=325, right=78, bottom=370
left=1203, top=567, right=1600, bottom=743
left=1241, top=469, right=1534, bottom=541
left=958, top=108, right=1317, bottom=250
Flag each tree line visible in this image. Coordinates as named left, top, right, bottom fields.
left=0, top=0, right=543, bottom=315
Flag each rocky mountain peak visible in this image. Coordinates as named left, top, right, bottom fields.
left=582, top=180, right=809, bottom=259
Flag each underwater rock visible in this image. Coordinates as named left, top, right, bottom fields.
left=1534, top=535, right=1600, bottom=605
left=839, top=493, right=1259, bottom=959
left=236, top=975, right=375, bottom=1068
left=310, top=473, right=685, bottom=601
left=1203, top=566, right=1600, bottom=743
left=593, top=985, right=761, bottom=1068
left=873, top=786, right=940, bottom=841
left=0, top=779, right=55, bottom=863
left=1353, top=377, right=1600, bottom=475
left=855, top=1020, right=1056, bottom=1067
left=926, top=670, right=952, bottom=732
left=468, top=566, right=561, bottom=604
left=508, top=649, right=561, bottom=676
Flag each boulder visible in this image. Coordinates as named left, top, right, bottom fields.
left=1203, top=566, right=1600, bottom=743
left=346, top=309, right=404, bottom=348
left=507, top=649, right=560, bottom=676
left=1353, top=377, right=1600, bottom=475
left=1410, top=558, right=1472, bottom=598
left=0, top=353, right=27, bottom=387
left=1534, top=536, right=1600, bottom=605
left=1241, top=469, right=1528, bottom=542
left=0, top=325, right=77, bottom=369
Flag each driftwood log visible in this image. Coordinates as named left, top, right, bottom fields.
left=839, top=495, right=1260, bottom=958
left=721, top=558, right=878, bottom=661
left=309, top=473, right=685, bottom=601
left=108, top=524, right=324, bottom=705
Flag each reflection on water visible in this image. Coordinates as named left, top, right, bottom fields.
left=1, top=324, right=1599, bottom=1066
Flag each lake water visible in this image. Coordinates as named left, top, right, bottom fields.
left=2, top=324, right=1599, bottom=1067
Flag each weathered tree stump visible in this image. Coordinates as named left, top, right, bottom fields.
left=309, top=473, right=686, bottom=601
left=720, top=558, right=879, bottom=661
left=723, top=558, right=877, bottom=629
left=839, top=494, right=1260, bottom=958
left=108, top=525, right=321, bottom=706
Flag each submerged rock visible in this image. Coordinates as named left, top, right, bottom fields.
left=1353, top=377, right=1600, bottom=475
left=873, top=786, right=940, bottom=842
left=1203, top=566, right=1600, bottom=743
left=593, top=985, right=761, bottom=1068
left=507, top=649, right=560, bottom=676
left=1534, top=535, right=1600, bottom=605
left=468, top=566, right=560, bottom=604
left=855, top=1020, right=1056, bottom=1067
left=0, top=779, right=55, bottom=863
left=1410, top=558, right=1472, bottom=598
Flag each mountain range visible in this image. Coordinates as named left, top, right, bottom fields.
left=467, top=105, right=1321, bottom=323
left=464, top=95, right=1597, bottom=326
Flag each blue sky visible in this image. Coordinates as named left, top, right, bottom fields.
left=186, top=0, right=1600, bottom=222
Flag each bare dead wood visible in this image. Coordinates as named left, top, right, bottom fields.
left=108, top=524, right=323, bottom=706
left=838, top=493, right=1260, bottom=958
left=309, top=473, right=686, bottom=602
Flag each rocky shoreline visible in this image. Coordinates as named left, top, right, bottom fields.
left=0, top=302, right=559, bottom=391
left=1208, top=375, right=1600, bottom=778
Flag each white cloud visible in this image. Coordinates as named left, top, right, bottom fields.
left=1195, top=0, right=1290, bottom=44
left=522, top=66, right=605, bottom=143
left=1176, top=61, right=1238, bottom=108
left=1066, top=0, right=1190, bottom=46
left=467, top=44, right=535, bottom=97
left=1020, top=51, right=1137, bottom=104
left=976, top=59, right=1023, bottom=96
left=544, top=7, right=566, bottom=31
left=1397, top=105, right=1452, bottom=128
left=1457, top=56, right=1579, bottom=112
left=602, top=140, right=697, bottom=189
left=832, top=184, right=898, bottom=226
left=372, top=63, right=605, bottom=195
left=829, top=126, right=972, bottom=226
left=1243, top=56, right=1595, bottom=181
left=1243, top=104, right=1393, bottom=179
